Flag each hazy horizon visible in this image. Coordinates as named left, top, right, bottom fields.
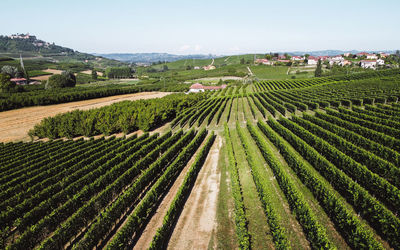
left=2, top=0, right=399, bottom=55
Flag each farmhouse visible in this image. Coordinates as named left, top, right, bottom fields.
left=331, top=55, right=344, bottom=61
left=366, top=54, right=378, bottom=60
left=356, top=52, right=368, bottom=58
left=188, top=83, right=227, bottom=93
left=360, top=60, right=377, bottom=69
left=318, top=56, right=330, bottom=61
left=10, top=78, right=27, bottom=85
left=291, top=56, right=303, bottom=61
left=338, top=60, right=352, bottom=66
left=307, top=56, right=318, bottom=65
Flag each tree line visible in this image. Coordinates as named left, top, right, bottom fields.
left=30, top=93, right=205, bottom=139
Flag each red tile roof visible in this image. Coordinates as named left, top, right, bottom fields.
left=190, top=83, right=227, bottom=90
left=10, top=78, right=27, bottom=81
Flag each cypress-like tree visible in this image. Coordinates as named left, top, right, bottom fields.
left=315, top=59, right=322, bottom=77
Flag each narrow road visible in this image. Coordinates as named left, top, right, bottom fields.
left=247, top=66, right=254, bottom=76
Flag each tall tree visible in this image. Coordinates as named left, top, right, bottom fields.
left=315, top=59, right=322, bottom=77
left=91, top=70, right=98, bottom=80
left=1, top=65, right=18, bottom=78
left=0, top=73, right=16, bottom=92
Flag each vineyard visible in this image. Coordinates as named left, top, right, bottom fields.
left=1, top=68, right=400, bottom=249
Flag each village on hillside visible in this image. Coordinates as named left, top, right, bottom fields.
left=254, top=52, right=394, bottom=69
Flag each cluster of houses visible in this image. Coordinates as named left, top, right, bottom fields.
left=8, top=33, right=51, bottom=48
left=255, top=52, right=390, bottom=69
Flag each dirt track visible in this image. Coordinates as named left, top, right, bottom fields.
left=0, top=92, right=171, bottom=143
left=133, top=135, right=213, bottom=249
left=168, top=136, right=222, bottom=249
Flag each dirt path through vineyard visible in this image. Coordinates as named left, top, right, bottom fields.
left=0, top=92, right=171, bottom=143
left=168, top=136, right=222, bottom=249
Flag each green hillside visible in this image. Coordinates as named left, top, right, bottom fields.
left=0, top=34, right=126, bottom=69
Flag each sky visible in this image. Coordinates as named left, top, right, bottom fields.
left=1, top=0, right=399, bottom=55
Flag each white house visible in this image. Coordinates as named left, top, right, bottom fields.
left=339, top=60, right=352, bottom=66
left=291, top=56, right=304, bottom=61
left=307, top=56, right=318, bottom=65
left=331, top=55, right=344, bottom=61
left=366, top=54, right=378, bottom=60
left=360, top=60, right=377, bottom=69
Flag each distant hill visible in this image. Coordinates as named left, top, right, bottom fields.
left=0, top=34, right=126, bottom=68
left=97, top=50, right=398, bottom=64
left=95, top=53, right=217, bottom=63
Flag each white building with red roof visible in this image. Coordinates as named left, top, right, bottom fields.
left=366, top=53, right=378, bottom=60
left=331, top=55, right=344, bottom=61
left=188, top=83, right=228, bottom=93
left=10, top=78, right=27, bottom=85
left=307, top=56, right=318, bottom=65
left=357, top=52, right=368, bottom=57
left=291, top=56, right=304, bottom=61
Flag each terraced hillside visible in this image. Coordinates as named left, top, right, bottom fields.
left=1, top=68, right=400, bottom=249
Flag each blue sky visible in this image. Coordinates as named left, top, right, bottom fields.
left=1, top=0, right=399, bottom=54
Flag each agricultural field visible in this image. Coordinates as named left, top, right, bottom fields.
left=1, top=68, right=400, bottom=249
left=249, top=65, right=290, bottom=79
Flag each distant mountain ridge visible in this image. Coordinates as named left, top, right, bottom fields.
left=94, top=53, right=217, bottom=63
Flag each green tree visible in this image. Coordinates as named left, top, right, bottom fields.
left=284, top=53, right=290, bottom=59
left=45, top=74, right=70, bottom=89
left=91, top=70, right=98, bottom=80
left=61, top=70, right=76, bottom=87
left=163, top=65, right=169, bottom=71
left=186, top=65, right=192, bottom=70
left=315, top=59, right=322, bottom=77
left=240, top=58, right=245, bottom=64
left=265, top=54, right=272, bottom=60
left=1, top=65, right=18, bottom=78
left=0, top=73, right=16, bottom=92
